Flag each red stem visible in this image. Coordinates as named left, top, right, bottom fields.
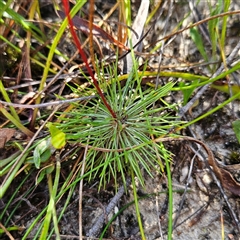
left=62, top=0, right=116, bottom=118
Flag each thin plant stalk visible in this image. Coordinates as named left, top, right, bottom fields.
left=0, top=152, right=28, bottom=198
left=0, top=81, right=20, bottom=121
left=79, top=143, right=88, bottom=239
left=221, top=0, right=230, bottom=48
left=39, top=159, right=60, bottom=239
left=51, top=160, right=61, bottom=240
left=0, top=169, right=31, bottom=222
left=131, top=168, right=146, bottom=240
left=164, top=145, right=173, bottom=240
left=89, top=0, right=97, bottom=72
left=62, top=0, right=116, bottom=118
left=48, top=186, right=76, bottom=239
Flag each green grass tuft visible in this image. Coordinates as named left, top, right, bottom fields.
left=56, top=64, right=182, bottom=189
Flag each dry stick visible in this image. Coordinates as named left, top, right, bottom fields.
left=173, top=203, right=208, bottom=230
left=0, top=95, right=97, bottom=108
left=155, top=136, right=240, bottom=230
left=86, top=179, right=131, bottom=237
left=0, top=222, right=14, bottom=240
left=3, top=68, right=80, bottom=91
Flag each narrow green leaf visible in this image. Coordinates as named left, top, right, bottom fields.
left=179, top=79, right=199, bottom=105
left=190, top=27, right=208, bottom=61
left=0, top=1, right=43, bottom=38
left=0, top=80, right=20, bottom=121
left=232, top=120, right=240, bottom=144
left=208, top=2, right=221, bottom=56
left=221, top=0, right=230, bottom=47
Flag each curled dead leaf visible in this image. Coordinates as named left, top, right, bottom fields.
left=58, top=10, right=129, bottom=50
left=220, top=168, right=240, bottom=196
left=0, top=128, right=16, bottom=148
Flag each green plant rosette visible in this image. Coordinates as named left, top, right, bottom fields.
left=56, top=70, right=182, bottom=189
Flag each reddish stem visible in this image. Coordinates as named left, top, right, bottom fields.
left=62, top=0, right=116, bottom=118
